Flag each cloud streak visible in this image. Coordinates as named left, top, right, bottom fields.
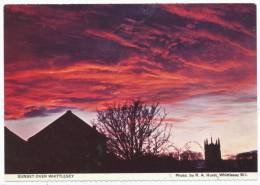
left=5, top=4, right=256, bottom=122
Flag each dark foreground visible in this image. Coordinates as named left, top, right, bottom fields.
left=6, top=154, right=257, bottom=174
left=5, top=112, right=257, bottom=174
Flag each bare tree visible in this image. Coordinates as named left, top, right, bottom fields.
left=93, top=100, right=173, bottom=160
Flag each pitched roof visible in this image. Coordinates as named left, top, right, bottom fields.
left=28, top=110, right=106, bottom=142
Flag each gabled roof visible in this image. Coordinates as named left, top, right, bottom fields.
left=28, top=110, right=106, bottom=142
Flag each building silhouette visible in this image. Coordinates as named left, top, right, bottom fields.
left=5, top=110, right=107, bottom=173
left=27, top=110, right=107, bottom=173
left=204, top=137, right=221, bottom=168
left=236, top=150, right=257, bottom=171
left=5, top=127, right=27, bottom=173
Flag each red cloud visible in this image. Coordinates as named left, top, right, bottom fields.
left=5, top=54, right=256, bottom=120
left=85, top=29, right=140, bottom=49
left=161, top=4, right=255, bottom=37
left=4, top=5, right=256, bottom=119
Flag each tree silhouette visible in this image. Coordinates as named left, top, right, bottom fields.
left=93, top=100, right=173, bottom=160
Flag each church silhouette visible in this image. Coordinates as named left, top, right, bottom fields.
left=204, top=137, right=221, bottom=161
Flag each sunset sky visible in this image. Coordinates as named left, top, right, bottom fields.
left=4, top=4, right=256, bottom=158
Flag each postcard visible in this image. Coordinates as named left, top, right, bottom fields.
left=3, top=3, right=258, bottom=181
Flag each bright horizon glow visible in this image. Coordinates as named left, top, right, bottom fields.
left=5, top=95, right=257, bottom=159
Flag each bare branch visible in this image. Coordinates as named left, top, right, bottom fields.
left=93, top=100, right=173, bottom=160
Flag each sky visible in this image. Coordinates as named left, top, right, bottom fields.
left=4, top=4, right=256, bottom=158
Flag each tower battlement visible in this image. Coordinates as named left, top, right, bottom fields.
left=204, top=137, right=221, bottom=164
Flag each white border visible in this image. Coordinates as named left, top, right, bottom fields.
left=4, top=172, right=259, bottom=181
left=0, top=0, right=259, bottom=184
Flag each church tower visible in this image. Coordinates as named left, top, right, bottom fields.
left=204, top=137, right=221, bottom=166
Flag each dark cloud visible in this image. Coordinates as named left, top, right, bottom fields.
left=235, top=95, right=257, bottom=103
left=23, top=106, right=73, bottom=118
left=4, top=4, right=256, bottom=119
left=23, top=107, right=50, bottom=117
